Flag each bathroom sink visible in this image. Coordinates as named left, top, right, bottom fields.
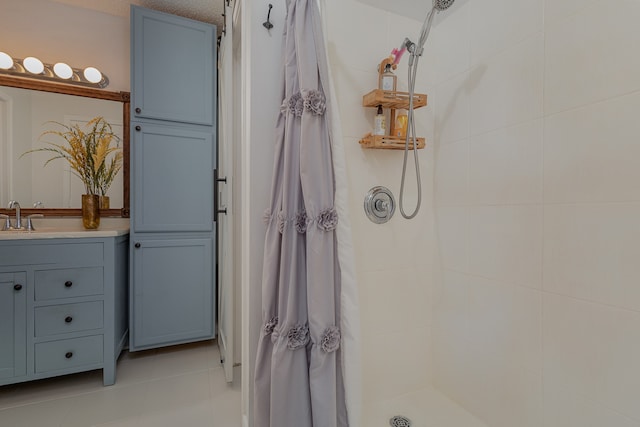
left=0, top=219, right=129, bottom=240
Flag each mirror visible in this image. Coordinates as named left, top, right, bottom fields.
left=0, top=75, right=129, bottom=217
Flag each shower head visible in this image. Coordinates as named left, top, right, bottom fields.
left=433, top=0, right=455, bottom=11
left=403, top=0, right=456, bottom=61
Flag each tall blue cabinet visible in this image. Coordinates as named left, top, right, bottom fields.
left=129, top=6, right=217, bottom=351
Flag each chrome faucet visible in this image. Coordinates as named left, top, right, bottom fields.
left=8, top=200, right=23, bottom=230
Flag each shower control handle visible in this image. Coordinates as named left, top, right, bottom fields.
left=364, top=186, right=395, bottom=224
left=375, top=199, right=389, bottom=212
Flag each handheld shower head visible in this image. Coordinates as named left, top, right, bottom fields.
left=434, top=0, right=455, bottom=11
left=398, top=0, right=456, bottom=220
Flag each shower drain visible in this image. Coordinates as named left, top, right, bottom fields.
left=390, top=415, right=412, bottom=427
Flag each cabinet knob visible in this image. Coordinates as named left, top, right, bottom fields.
left=135, top=242, right=141, bottom=248
left=64, top=281, right=73, bottom=288
left=135, top=125, right=141, bottom=131
left=135, top=107, right=141, bottom=114
left=65, top=352, right=73, bottom=359
left=14, top=284, right=22, bottom=291
left=65, top=316, right=73, bottom=323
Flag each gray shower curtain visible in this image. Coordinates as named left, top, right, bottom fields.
left=253, top=0, right=348, bottom=426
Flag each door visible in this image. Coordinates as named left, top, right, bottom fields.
left=0, top=272, right=27, bottom=380
left=131, top=238, right=215, bottom=350
left=132, top=123, right=214, bottom=232
left=217, top=1, right=234, bottom=383
left=131, top=6, right=215, bottom=126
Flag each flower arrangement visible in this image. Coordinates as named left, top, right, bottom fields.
left=23, top=116, right=122, bottom=197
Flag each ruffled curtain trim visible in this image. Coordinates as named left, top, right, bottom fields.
left=320, top=326, right=341, bottom=353
left=280, top=89, right=326, bottom=117
left=261, top=319, right=341, bottom=353
left=264, top=316, right=279, bottom=335
left=263, top=207, right=338, bottom=233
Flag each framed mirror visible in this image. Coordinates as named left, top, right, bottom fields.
left=0, top=74, right=129, bottom=218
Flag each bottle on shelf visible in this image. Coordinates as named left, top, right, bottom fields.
left=373, top=105, right=386, bottom=136
left=395, top=109, right=408, bottom=138
left=379, top=64, right=397, bottom=92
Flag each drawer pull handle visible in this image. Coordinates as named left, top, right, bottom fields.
left=135, top=242, right=141, bottom=248
left=14, top=284, right=23, bottom=291
left=135, top=107, right=141, bottom=114
left=65, top=352, right=73, bottom=359
left=65, top=316, right=73, bottom=323
left=135, top=125, right=141, bottom=131
left=64, top=281, right=73, bottom=288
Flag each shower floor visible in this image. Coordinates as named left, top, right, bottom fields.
left=363, top=386, right=488, bottom=427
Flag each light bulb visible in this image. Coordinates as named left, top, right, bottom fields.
left=83, top=67, right=102, bottom=83
left=23, top=56, right=44, bottom=74
left=0, top=52, right=13, bottom=70
left=53, top=62, right=73, bottom=79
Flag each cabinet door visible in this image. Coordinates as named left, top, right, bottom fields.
left=130, top=238, right=214, bottom=350
left=132, top=123, right=214, bottom=232
left=0, top=272, right=27, bottom=380
left=131, top=6, right=216, bottom=126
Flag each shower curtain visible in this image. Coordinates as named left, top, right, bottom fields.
left=253, top=0, right=360, bottom=426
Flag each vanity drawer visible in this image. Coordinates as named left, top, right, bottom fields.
left=34, top=267, right=103, bottom=300
left=34, top=335, right=103, bottom=373
left=0, top=242, right=103, bottom=267
left=34, top=301, right=103, bottom=337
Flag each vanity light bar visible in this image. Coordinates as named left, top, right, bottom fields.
left=0, top=52, right=109, bottom=89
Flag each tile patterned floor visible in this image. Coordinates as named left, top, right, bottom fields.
left=0, top=340, right=241, bottom=427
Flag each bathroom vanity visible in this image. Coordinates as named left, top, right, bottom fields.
left=0, top=220, right=129, bottom=387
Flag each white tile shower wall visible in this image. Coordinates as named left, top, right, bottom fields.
left=432, top=0, right=640, bottom=426
left=324, top=0, right=437, bottom=408
left=544, top=0, right=640, bottom=115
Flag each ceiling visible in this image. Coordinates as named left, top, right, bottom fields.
left=51, top=0, right=227, bottom=34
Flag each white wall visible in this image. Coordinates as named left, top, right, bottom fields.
left=0, top=0, right=130, bottom=92
left=431, top=1, right=640, bottom=426
left=238, top=1, right=286, bottom=425
left=322, top=0, right=437, bottom=415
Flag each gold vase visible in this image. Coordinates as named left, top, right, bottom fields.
left=99, top=195, right=110, bottom=210
left=82, top=194, right=100, bottom=229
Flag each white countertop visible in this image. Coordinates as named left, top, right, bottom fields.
left=0, top=218, right=129, bottom=240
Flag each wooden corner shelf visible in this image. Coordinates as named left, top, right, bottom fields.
left=362, top=89, right=427, bottom=110
left=359, top=133, right=426, bottom=150
left=360, top=60, right=428, bottom=150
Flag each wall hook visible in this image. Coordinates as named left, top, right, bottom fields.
left=263, top=4, right=274, bottom=30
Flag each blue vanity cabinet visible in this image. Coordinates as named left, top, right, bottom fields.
left=0, top=272, right=27, bottom=381
left=130, top=237, right=214, bottom=349
left=0, top=236, right=128, bottom=387
left=131, top=5, right=215, bottom=126
left=130, top=6, right=217, bottom=351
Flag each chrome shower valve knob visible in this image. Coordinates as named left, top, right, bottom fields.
left=364, top=186, right=395, bottom=224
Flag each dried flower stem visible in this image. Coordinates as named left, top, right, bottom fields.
left=22, top=116, right=122, bottom=196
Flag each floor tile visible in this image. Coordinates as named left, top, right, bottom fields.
left=0, top=340, right=241, bottom=427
